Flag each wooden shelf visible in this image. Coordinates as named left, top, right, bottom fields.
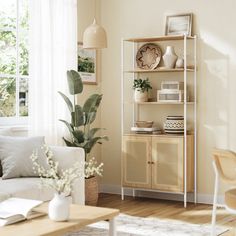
left=124, top=101, right=194, bottom=105
left=124, top=67, right=195, bottom=73
left=137, top=101, right=194, bottom=105
left=123, top=133, right=193, bottom=137
left=123, top=35, right=195, bottom=43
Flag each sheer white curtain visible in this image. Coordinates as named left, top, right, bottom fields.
left=28, top=0, right=77, bottom=145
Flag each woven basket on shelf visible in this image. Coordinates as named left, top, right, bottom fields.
left=85, top=176, right=98, bottom=206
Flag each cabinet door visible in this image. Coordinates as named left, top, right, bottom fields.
left=122, top=135, right=151, bottom=188
left=151, top=137, right=184, bottom=192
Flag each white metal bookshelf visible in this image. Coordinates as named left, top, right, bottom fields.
left=121, top=35, right=197, bottom=208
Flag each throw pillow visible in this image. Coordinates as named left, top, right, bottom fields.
left=0, top=128, right=13, bottom=136
left=0, top=128, right=14, bottom=177
left=0, top=136, right=48, bottom=179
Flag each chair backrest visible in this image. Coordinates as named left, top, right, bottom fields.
left=213, top=149, right=236, bottom=184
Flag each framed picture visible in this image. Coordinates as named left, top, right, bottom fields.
left=165, top=13, right=193, bottom=36
left=77, top=42, right=97, bottom=85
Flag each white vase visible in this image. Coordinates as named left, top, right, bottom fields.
left=163, top=46, right=178, bottom=69
left=134, top=89, right=148, bottom=102
left=176, top=58, right=184, bottom=68
left=48, top=193, right=70, bottom=221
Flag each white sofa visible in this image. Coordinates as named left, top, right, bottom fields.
left=0, top=146, right=85, bottom=205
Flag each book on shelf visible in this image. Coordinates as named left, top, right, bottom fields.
left=0, top=198, right=45, bottom=226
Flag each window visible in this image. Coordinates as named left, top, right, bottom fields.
left=0, top=0, right=29, bottom=125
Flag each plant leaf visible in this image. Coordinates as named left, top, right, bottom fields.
left=67, top=70, right=83, bottom=95
left=59, top=119, right=74, bottom=134
left=63, top=137, right=74, bottom=147
left=74, top=105, right=84, bottom=127
left=84, top=136, right=108, bottom=154
left=58, top=91, right=73, bottom=113
left=88, top=128, right=104, bottom=139
left=72, top=129, right=84, bottom=143
left=83, top=94, right=102, bottom=124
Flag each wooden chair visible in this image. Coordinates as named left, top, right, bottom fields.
left=212, top=149, right=236, bottom=236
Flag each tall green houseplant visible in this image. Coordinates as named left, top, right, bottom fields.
left=59, top=70, right=108, bottom=159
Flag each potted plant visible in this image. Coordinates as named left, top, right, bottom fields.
left=58, top=70, right=108, bottom=205
left=133, top=78, right=152, bottom=102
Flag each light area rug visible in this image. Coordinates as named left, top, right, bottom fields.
left=64, top=214, right=228, bottom=236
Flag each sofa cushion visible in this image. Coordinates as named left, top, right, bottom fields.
left=0, top=178, right=55, bottom=201
left=0, top=136, right=48, bottom=179
left=0, top=128, right=13, bottom=136
left=0, top=128, right=14, bottom=177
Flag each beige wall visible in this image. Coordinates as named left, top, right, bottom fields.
left=99, top=0, right=236, bottom=197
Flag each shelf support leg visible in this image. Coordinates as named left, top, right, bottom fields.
left=194, top=35, right=198, bottom=205
left=183, top=34, right=188, bottom=208
left=121, top=187, right=124, bottom=200
left=132, top=189, right=135, bottom=198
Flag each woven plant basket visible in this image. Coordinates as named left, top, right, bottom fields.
left=85, top=176, right=98, bottom=206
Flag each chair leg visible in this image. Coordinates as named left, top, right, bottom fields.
left=211, top=162, right=219, bottom=236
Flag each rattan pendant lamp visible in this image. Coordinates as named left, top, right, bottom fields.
left=83, top=0, right=107, bottom=49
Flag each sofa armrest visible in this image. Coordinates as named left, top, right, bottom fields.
left=49, top=146, right=85, bottom=205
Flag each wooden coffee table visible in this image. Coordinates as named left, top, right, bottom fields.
left=0, top=203, right=120, bottom=236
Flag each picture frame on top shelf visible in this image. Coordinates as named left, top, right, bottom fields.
left=77, top=42, right=97, bottom=85
left=165, top=13, right=193, bottom=36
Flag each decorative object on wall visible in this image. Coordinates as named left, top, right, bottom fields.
left=165, top=13, right=193, bottom=36
left=133, top=78, right=152, bottom=102
left=176, top=58, right=184, bottom=68
left=164, top=116, right=184, bottom=134
left=78, top=42, right=96, bottom=84
left=136, top=43, right=162, bottom=70
left=162, top=46, right=178, bottom=69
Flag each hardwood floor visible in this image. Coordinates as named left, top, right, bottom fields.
left=97, top=193, right=236, bottom=235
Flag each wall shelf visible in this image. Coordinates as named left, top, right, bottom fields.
left=123, top=35, right=195, bottom=43
left=136, top=101, right=194, bottom=105
left=124, top=67, right=195, bottom=73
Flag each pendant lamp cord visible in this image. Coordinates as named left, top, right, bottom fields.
left=94, top=0, right=96, bottom=20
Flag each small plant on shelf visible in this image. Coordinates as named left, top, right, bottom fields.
left=132, top=78, right=152, bottom=102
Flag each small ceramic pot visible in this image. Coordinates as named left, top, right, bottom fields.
left=176, top=58, right=184, bottom=68
left=48, top=193, right=70, bottom=221
left=134, top=89, right=148, bottom=102
left=163, top=46, right=178, bottom=69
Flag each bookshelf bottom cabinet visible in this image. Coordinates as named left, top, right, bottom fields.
left=122, top=134, right=194, bottom=194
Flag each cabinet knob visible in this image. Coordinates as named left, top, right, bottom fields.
left=148, top=161, right=155, bottom=164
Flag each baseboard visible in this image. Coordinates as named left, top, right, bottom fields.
left=100, top=184, right=225, bottom=205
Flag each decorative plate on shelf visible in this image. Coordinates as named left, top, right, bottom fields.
left=136, top=43, right=162, bottom=70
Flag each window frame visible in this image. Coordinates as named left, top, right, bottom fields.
left=0, top=0, right=29, bottom=126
